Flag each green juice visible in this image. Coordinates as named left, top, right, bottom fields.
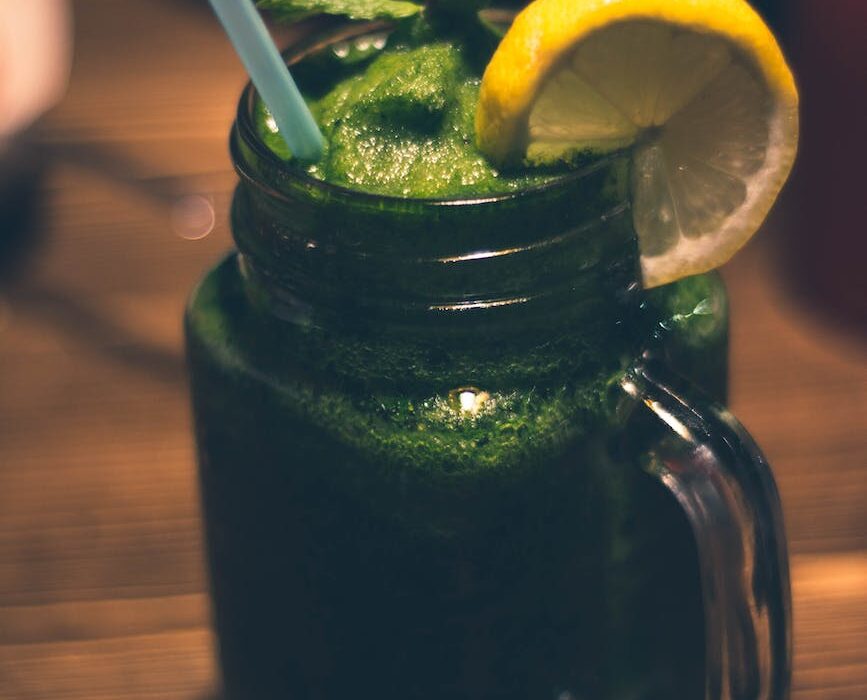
left=254, top=28, right=572, bottom=197
left=186, top=22, right=729, bottom=700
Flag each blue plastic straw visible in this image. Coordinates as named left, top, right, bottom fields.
left=208, top=0, right=325, bottom=161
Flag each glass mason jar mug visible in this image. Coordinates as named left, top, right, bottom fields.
left=185, top=25, right=791, bottom=700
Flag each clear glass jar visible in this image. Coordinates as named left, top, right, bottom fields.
left=185, top=24, right=791, bottom=700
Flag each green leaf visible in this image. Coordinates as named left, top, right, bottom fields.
left=258, top=0, right=423, bottom=22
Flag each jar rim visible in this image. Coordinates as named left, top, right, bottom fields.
left=232, top=19, right=627, bottom=209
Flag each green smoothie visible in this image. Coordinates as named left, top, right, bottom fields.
left=254, top=27, right=574, bottom=197
left=187, top=18, right=728, bottom=700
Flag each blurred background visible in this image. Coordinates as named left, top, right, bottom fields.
left=0, top=1, right=864, bottom=698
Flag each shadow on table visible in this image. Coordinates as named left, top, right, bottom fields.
left=0, top=130, right=223, bottom=290
left=197, top=691, right=224, bottom=700
left=0, top=140, right=49, bottom=285
left=14, top=285, right=186, bottom=386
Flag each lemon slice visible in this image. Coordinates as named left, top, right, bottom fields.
left=476, top=0, right=799, bottom=287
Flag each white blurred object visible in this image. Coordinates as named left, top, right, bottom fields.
left=0, top=0, right=72, bottom=139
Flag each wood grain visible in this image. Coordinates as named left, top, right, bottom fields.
left=0, top=1, right=865, bottom=697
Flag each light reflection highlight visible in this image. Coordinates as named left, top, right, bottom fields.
left=450, top=387, right=491, bottom=416
left=429, top=297, right=530, bottom=312
left=438, top=247, right=524, bottom=263
left=171, top=194, right=215, bottom=241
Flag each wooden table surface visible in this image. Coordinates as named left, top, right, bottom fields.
left=1, top=2, right=865, bottom=698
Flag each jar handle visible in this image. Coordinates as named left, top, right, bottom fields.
left=622, top=358, right=792, bottom=700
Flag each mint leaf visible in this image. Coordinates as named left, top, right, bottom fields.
left=258, top=0, right=423, bottom=22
